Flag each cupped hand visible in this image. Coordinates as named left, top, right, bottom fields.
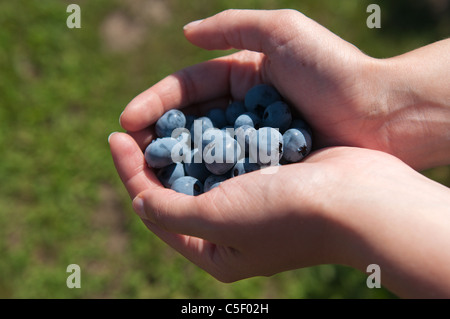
left=110, top=130, right=448, bottom=288
left=109, top=131, right=336, bottom=282
left=119, top=9, right=388, bottom=153
left=110, top=132, right=450, bottom=297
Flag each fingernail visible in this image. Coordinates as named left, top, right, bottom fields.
left=183, top=19, right=204, bottom=30
left=108, top=132, right=118, bottom=144
left=132, top=197, right=147, bottom=220
left=119, top=111, right=124, bottom=127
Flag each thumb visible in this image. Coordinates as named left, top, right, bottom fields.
left=183, top=9, right=307, bottom=53
left=132, top=187, right=222, bottom=242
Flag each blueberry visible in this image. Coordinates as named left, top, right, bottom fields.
left=262, top=101, right=292, bottom=133
left=233, top=125, right=256, bottom=158
left=290, top=118, right=313, bottom=136
left=204, top=134, right=242, bottom=175
left=245, top=84, right=282, bottom=116
left=155, top=109, right=186, bottom=138
left=156, top=162, right=185, bottom=188
left=225, top=101, right=246, bottom=125
left=167, top=129, right=190, bottom=163
left=249, top=127, right=284, bottom=166
left=144, top=137, right=180, bottom=168
left=185, top=114, right=196, bottom=132
left=171, top=176, right=203, bottom=196
left=174, top=128, right=191, bottom=145
left=231, top=157, right=261, bottom=177
left=203, top=174, right=229, bottom=192
left=206, top=108, right=228, bottom=128
left=221, top=126, right=234, bottom=138
left=201, top=128, right=224, bottom=153
left=282, top=128, right=312, bottom=163
left=190, top=117, right=214, bottom=148
left=184, top=148, right=210, bottom=182
left=234, top=112, right=261, bottom=129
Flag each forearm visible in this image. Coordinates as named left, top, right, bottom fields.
left=377, top=39, right=450, bottom=170
left=332, top=168, right=450, bottom=298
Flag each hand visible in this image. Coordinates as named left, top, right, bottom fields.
left=111, top=9, right=450, bottom=298
left=119, top=9, right=450, bottom=170
left=109, top=133, right=450, bottom=298
left=120, top=9, right=380, bottom=151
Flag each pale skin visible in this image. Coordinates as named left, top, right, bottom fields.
left=109, top=10, right=450, bottom=298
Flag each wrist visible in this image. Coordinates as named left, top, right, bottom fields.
left=372, top=41, right=450, bottom=170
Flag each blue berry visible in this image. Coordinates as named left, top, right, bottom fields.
left=245, top=84, right=282, bottom=116
left=290, top=118, right=312, bottom=136
left=221, top=126, right=234, bottom=137
left=174, top=128, right=191, bottom=145
left=234, top=125, right=256, bottom=157
left=231, top=157, right=261, bottom=177
left=184, top=148, right=210, bottom=182
left=249, top=127, right=284, bottom=166
left=262, top=101, right=292, bottom=133
left=226, top=101, right=246, bottom=125
left=185, top=115, right=196, bottom=132
left=144, top=137, right=180, bottom=168
left=156, top=162, right=185, bottom=188
left=201, top=128, right=224, bottom=153
left=203, top=174, right=229, bottom=192
left=155, top=109, right=186, bottom=138
left=204, top=134, right=242, bottom=175
left=171, top=176, right=203, bottom=196
left=234, top=112, right=261, bottom=129
left=190, top=116, right=214, bottom=148
left=206, top=108, right=228, bottom=128
left=282, top=128, right=312, bottom=163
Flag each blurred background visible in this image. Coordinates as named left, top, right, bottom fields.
left=0, top=0, right=448, bottom=298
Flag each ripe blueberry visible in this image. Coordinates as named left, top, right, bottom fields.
left=171, top=176, right=203, bottom=196
left=245, top=84, right=282, bottom=116
left=262, top=101, right=292, bottom=133
left=282, top=128, right=312, bottom=163
left=144, top=137, right=179, bottom=168
left=155, top=109, right=186, bottom=138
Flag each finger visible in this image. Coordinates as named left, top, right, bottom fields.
left=126, top=126, right=156, bottom=152
left=119, top=50, right=264, bottom=132
left=132, top=187, right=223, bottom=243
left=119, top=58, right=231, bottom=132
left=183, top=9, right=305, bottom=53
left=109, top=132, right=158, bottom=199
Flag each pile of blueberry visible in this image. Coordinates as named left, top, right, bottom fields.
left=144, top=84, right=313, bottom=196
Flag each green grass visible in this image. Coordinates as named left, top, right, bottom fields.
left=0, top=0, right=448, bottom=299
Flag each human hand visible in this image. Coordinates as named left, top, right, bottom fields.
left=109, top=133, right=450, bottom=297
left=112, top=9, right=450, bottom=298
left=120, top=9, right=450, bottom=170
left=120, top=9, right=378, bottom=150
